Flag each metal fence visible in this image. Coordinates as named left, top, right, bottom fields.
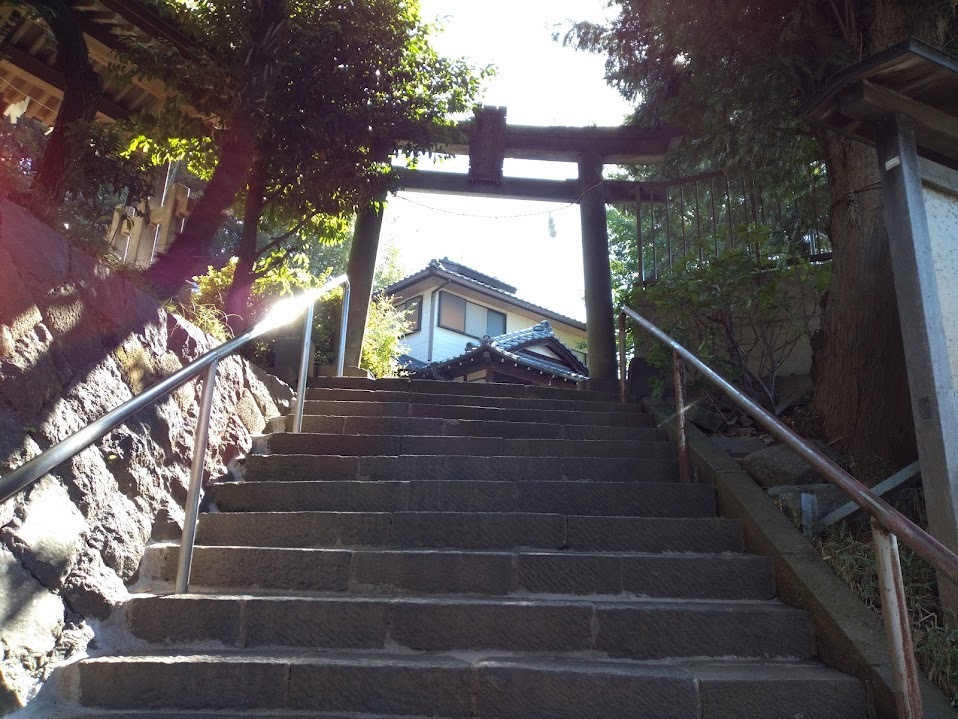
left=634, top=168, right=832, bottom=283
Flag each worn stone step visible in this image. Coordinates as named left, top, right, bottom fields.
left=300, top=399, right=656, bottom=427
left=238, top=454, right=678, bottom=484
left=194, top=512, right=743, bottom=553
left=264, top=433, right=675, bottom=459
left=304, top=388, right=638, bottom=413
left=308, top=375, right=620, bottom=402
left=70, top=652, right=864, bottom=718
left=124, top=594, right=812, bottom=660
left=56, top=715, right=408, bottom=719
left=293, top=414, right=664, bottom=441
left=211, top=479, right=716, bottom=516
left=142, top=545, right=774, bottom=599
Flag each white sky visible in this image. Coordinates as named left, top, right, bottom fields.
left=380, top=0, right=632, bottom=322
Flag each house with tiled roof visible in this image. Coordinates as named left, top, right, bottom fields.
left=382, top=259, right=588, bottom=386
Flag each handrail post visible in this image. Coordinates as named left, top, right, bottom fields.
left=336, top=280, right=350, bottom=378
left=872, top=520, right=924, bottom=719
left=672, top=352, right=692, bottom=483
left=175, top=358, right=219, bottom=594
left=618, top=312, right=628, bottom=404
left=291, top=301, right=316, bottom=434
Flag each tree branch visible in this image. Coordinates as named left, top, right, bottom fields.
left=254, top=217, right=309, bottom=259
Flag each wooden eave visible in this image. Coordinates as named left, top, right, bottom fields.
left=428, top=346, right=581, bottom=384
left=510, top=337, right=589, bottom=376
left=0, top=0, right=194, bottom=126
left=800, top=39, right=958, bottom=165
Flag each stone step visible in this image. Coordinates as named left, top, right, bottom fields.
left=238, top=454, right=678, bottom=484
left=304, top=388, right=637, bottom=413
left=300, top=399, right=655, bottom=426
left=194, top=512, right=743, bottom=553
left=308, top=375, right=621, bottom=402
left=123, top=594, right=813, bottom=660
left=263, top=433, right=675, bottom=459
left=211, top=479, right=716, bottom=516
left=141, top=545, right=774, bottom=599
left=56, top=714, right=421, bottom=719
left=293, top=414, right=665, bottom=440
left=70, top=652, right=865, bottom=718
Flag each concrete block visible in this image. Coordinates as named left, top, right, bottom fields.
left=342, top=416, right=443, bottom=436
left=409, top=479, right=518, bottom=512
left=560, top=456, right=676, bottom=481
left=147, top=545, right=352, bottom=592
left=242, top=455, right=360, bottom=482
left=388, top=599, right=593, bottom=652
left=518, top=552, right=623, bottom=594
left=303, top=400, right=410, bottom=416
left=350, top=549, right=515, bottom=594
left=476, top=659, right=698, bottom=719
left=515, top=481, right=716, bottom=517
left=268, top=433, right=402, bottom=456
left=621, top=554, right=775, bottom=600
left=409, top=403, right=501, bottom=421
left=245, top=597, right=388, bottom=649
left=287, top=655, right=473, bottom=715
left=595, top=602, right=813, bottom=660
left=125, top=596, right=242, bottom=645
left=442, top=419, right=563, bottom=439
left=694, top=662, right=867, bottom=719
left=78, top=655, right=288, bottom=710
left=401, top=435, right=504, bottom=456
left=565, top=516, right=743, bottom=552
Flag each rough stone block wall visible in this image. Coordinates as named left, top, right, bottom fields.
left=0, top=199, right=292, bottom=712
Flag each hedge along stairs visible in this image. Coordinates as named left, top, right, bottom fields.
left=56, top=377, right=868, bottom=718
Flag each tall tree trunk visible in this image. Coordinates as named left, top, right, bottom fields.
left=144, top=0, right=286, bottom=299
left=225, top=151, right=267, bottom=333
left=145, top=107, right=258, bottom=298
left=808, top=0, right=955, bottom=468
left=810, top=131, right=915, bottom=467
left=29, top=0, right=102, bottom=205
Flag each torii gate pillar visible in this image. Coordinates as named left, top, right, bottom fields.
left=578, top=151, right=618, bottom=390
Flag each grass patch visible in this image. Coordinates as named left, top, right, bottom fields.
left=813, top=489, right=958, bottom=706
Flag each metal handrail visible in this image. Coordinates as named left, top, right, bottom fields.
left=619, top=303, right=957, bottom=719
left=0, top=273, right=351, bottom=594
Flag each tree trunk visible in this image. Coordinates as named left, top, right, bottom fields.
left=808, top=0, right=955, bottom=468
left=225, top=151, right=267, bottom=333
left=145, top=107, right=258, bottom=298
left=144, top=0, right=286, bottom=299
left=809, top=131, right=915, bottom=468
left=30, top=0, right=102, bottom=205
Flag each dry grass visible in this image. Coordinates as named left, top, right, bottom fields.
left=813, top=489, right=958, bottom=706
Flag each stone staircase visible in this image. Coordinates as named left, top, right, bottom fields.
left=59, top=378, right=867, bottom=718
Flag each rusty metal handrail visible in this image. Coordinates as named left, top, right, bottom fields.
left=619, top=304, right=957, bottom=719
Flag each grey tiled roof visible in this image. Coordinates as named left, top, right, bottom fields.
left=488, top=321, right=557, bottom=351
left=397, top=354, right=430, bottom=372
left=430, top=320, right=588, bottom=382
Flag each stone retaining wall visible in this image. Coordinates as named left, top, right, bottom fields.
left=0, top=199, right=292, bottom=712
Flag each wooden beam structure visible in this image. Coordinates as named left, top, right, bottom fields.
left=439, top=121, right=683, bottom=165
left=394, top=168, right=667, bottom=204
left=0, top=1, right=190, bottom=125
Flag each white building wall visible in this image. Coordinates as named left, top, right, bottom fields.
left=392, top=282, right=588, bottom=365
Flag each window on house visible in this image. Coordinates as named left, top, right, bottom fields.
left=439, top=292, right=506, bottom=338
left=399, top=296, right=422, bottom=333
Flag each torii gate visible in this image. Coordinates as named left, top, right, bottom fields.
left=344, top=106, right=682, bottom=391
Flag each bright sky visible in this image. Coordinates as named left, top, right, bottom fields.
left=380, top=1, right=632, bottom=322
